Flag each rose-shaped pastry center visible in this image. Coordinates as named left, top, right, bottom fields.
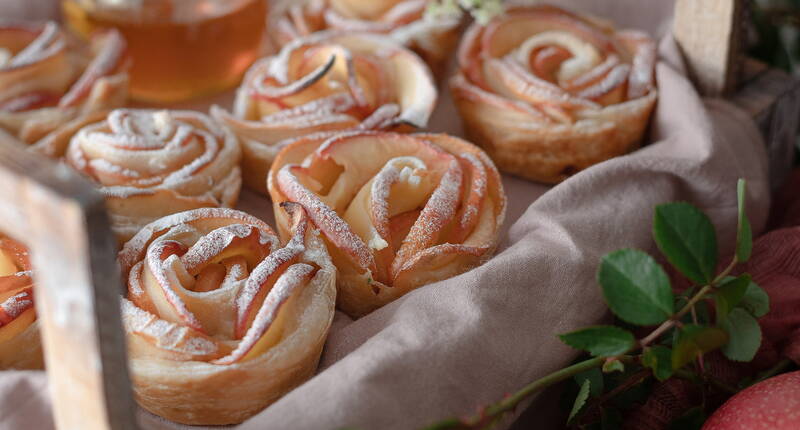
left=121, top=206, right=322, bottom=364
left=460, top=4, right=655, bottom=123
left=0, top=236, right=34, bottom=342
left=238, top=32, right=434, bottom=132
left=275, top=132, right=504, bottom=289
left=70, top=109, right=226, bottom=188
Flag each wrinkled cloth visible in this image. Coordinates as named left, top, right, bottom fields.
left=0, top=1, right=774, bottom=430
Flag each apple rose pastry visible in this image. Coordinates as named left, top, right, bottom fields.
left=273, top=0, right=460, bottom=75
left=65, top=109, right=242, bottom=242
left=268, top=131, right=506, bottom=317
left=450, top=4, right=658, bottom=183
left=118, top=205, right=336, bottom=425
left=0, top=235, right=42, bottom=370
left=212, top=31, right=436, bottom=195
left=0, top=21, right=128, bottom=157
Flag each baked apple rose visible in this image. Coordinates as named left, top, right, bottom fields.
left=0, top=21, right=128, bottom=157
left=118, top=205, right=336, bottom=425
left=451, top=3, right=658, bottom=183
left=0, top=235, right=42, bottom=370
left=268, top=131, right=506, bottom=317
left=212, top=31, right=436, bottom=195
left=66, top=109, right=242, bottom=242
left=272, top=0, right=460, bottom=75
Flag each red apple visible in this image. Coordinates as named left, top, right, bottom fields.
left=702, top=371, right=800, bottom=430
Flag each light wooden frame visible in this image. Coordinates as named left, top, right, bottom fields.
left=0, top=1, right=797, bottom=429
left=0, top=143, right=138, bottom=430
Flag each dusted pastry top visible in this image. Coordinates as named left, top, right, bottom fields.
left=0, top=234, right=41, bottom=370
left=66, top=108, right=242, bottom=241
left=268, top=131, right=506, bottom=317
left=450, top=3, right=658, bottom=183
left=0, top=21, right=128, bottom=156
left=119, top=205, right=336, bottom=425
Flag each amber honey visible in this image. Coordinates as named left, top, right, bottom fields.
left=62, top=0, right=268, bottom=103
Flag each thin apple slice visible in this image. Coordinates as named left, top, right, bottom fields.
left=232, top=202, right=309, bottom=339
left=214, top=263, right=315, bottom=364
left=180, top=224, right=272, bottom=276
left=143, top=240, right=205, bottom=333
left=59, top=29, right=127, bottom=108
left=387, top=49, right=436, bottom=129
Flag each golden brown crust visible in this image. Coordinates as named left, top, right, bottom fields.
left=119, top=207, right=336, bottom=425
left=268, top=131, right=506, bottom=317
left=450, top=3, right=658, bottom=183
left=212, top=31, right=436, bottom=195
left=0, top=22, right=129, bottom=158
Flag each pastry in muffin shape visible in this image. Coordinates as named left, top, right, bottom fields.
left=268, top=131, right=506, bottom=317
left=118, top=205, right=336, bottom=425
left=0, top=234, right=42, bottom=370
left=0, top=21, right=128, bottom=157
left=272, top=0, right=461, bottom=76
left=450, top=3, right=657, bottom=183
left=65, top=109, right=242, bottom=243
left=212, top=30, right=436, bottom=195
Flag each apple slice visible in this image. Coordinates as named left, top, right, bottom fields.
left=215, top=263, right=314, bottom=365
left=387, top=49, right=436, bottom=129
left=391, top=156, right=462, bottom=279
left=232, top=202, right=309, bottom=339
left=0, top=287, right=35, bottom=345
left=142, top=240, right=205, bottom=333
left=0, top=90, right=59, bottom=112
left=180, top=224, right=272, bottom=276
left=59, top=29, right=127, bottom=108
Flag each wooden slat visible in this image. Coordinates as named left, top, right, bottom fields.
left=0, top=144, right=137, bottom=430
left=729, top=60, right=800, bottom=189
left=674, top=0, right=744, bottom=96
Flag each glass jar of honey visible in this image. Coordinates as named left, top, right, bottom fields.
left=62, top=0, right=268, bottom=103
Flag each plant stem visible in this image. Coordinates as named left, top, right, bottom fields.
left=640, top=284, right=714, bottom=347
left=749, top=358, right=794, bottom=387
left=461, top=356, right=606, bottom=428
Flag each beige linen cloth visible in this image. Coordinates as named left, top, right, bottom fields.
left=0, top=1, right=773, bottom=429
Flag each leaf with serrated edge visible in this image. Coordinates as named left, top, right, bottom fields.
left=740, top=280, right=769, bottom=318
left=721, top=308, right=762, bottom=362
left=574, top=368, right=603, bottom=398
left=559, top=326, right=635, bottom=357
left=653, top=202, right=718, bottom=284
left=599, top=249, right=674, bottom=326
left=568, top=379, right=591, bottom=424
left=715, top=275, right=751, bottom=322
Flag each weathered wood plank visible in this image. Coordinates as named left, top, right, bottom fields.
left=0, top=144, right=137, bottom=430
left=674, top=0, right=744, bottom=96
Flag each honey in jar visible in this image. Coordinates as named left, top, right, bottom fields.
left=62, top=0, right=268, bottom=103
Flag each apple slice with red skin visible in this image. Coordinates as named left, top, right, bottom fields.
left=59, top=29, right=127, bottom=108
left=0, top=90, right=59, bottom=112
left=0, top=287, right=34, bottom=328
left=702, top=371, right=800, bottom=430
left=232, top=202, right=309, bottom=339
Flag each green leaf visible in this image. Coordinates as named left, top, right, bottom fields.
left=642, top=346, right=674, bottom=381
left=574, top=368, right=604, bottom=398
left=715, top=275, right=752, bottom=322
left=720, top=308, right=762, bottom=362
left=599, top=249, right=674, bottom=326
left=559, top=326, right=635, bottom=357
left=603, top=359, right=625, bottom=374
left=736, top=179, right=753, bottom=262
left=568, top=379, right=591, bottom=424
left=671, top=325, right=728, bottom=370
left=653, top=202, right=718, bottom=284
left=740, top=280, right=770, bottom=318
